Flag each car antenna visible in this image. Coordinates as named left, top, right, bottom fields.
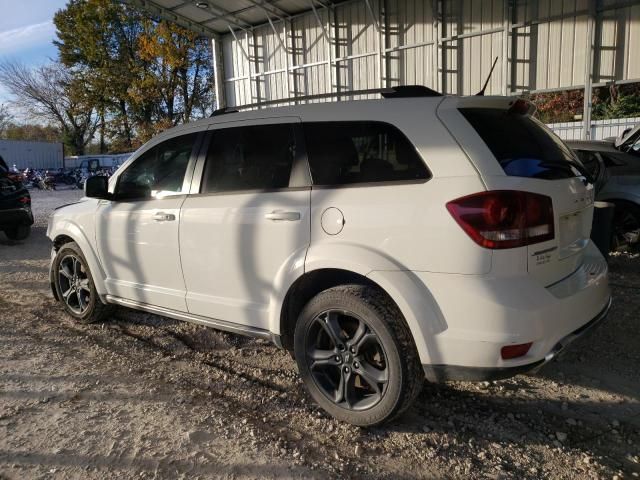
left=476, top=56, right=499, bottom=96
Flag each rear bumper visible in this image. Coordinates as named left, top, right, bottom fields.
left=403, top=241, right=610, bottom=373
left=0, top=207, right=33, bottom=227
left=423, top=297, right=611, bottom=382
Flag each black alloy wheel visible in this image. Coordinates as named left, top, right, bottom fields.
left=304, top=309, right=389, bottom=411
left=58, top=254, right=92, bottom=315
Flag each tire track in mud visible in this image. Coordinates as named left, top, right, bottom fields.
left=15, top=294, right=371, bottom=478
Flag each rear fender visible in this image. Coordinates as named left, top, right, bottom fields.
left=302, top=242, right=447, bottom=365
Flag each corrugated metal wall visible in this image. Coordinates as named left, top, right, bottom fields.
left=220, top=0, right=640, bottom=106
left=0, top=140, right=64, bottom=170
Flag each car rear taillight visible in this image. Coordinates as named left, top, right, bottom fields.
left=18, top=196, right=30, bottom=204
left=501, top=342, right=532, bottom=360
left=446, top=190, right=554, bottom=249
left=508, top=98, right=533, bottom=115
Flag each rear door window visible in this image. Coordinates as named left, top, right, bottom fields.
left=460, top=108, right=581, bottom=179
left=303, top=121, right=429, bottom=186
left=201, top=124, right=297, bottom=193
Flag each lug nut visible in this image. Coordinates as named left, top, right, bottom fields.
left=335, top=355, right=341, bottom=363
left=350, top=346, right=356, bottom=354
left=343, top=366, right=350, bottom=374
left=353, top=362, right=359, bottom=369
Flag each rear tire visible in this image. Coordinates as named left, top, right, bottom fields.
left=294, top=284, right=423, bottom=426
left=4, top=224, right=31, bottom=241
left=52, top=241, right=111, bottom=324
left=611, top=201, right=640, bottom=252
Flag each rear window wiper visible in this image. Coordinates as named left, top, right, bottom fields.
left=538, top=160, right=594, bottom=184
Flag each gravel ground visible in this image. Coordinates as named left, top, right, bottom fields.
left=0, top=188, right=639, bottom=479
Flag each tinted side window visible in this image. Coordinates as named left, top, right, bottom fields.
left=117, top=133, right=197, bottom=198
left=202, top=124, right=296, bottom=193
left=304, top=122, right=429, bottom=186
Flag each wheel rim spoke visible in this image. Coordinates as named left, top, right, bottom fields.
left=354, top=332, right=377, bottom=351
left=73, top=257, right=82, bottom=277
left=335, top=371, right=355, bottom=408
left=79, top=279, right=90, bottom=293
left=318, top=311, right=344, bottom=348
left=61, top=287, right=73, bottom=300
left=308, top=348, right=338, bottom=369
left=349, top=319, right=367, bottom=348
left=60, top=265, right=73, bottom=280
left=358, top=362, right=388, bottom=390
left=76, top=290, right=85, bottom=311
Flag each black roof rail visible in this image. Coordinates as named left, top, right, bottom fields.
left=210, top=107, right=239, bottom=117
left=381, top=85, right=442, bottom=98
left=234, top=85, right=442, bottom=110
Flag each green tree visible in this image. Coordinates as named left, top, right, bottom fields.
left=54, top=0, right=144, bottom=149
left=53, top=0, right=213, bottom=146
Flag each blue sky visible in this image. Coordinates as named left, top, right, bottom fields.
left=0, top=0, right=68, bottom=104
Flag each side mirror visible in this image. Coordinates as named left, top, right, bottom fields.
left=85, top=176, right=110, bottom=199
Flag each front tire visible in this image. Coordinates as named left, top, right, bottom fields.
left=52, top=242, right=110, bottom=324
left=294, top=284, right=423, bottom=426
left=4, top=224, right=31, bottom=241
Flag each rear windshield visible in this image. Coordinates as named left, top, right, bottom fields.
left=460, top=108, right=580, bottom=179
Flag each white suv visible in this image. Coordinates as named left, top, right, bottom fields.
left=48, top=88, right=611, bottom=426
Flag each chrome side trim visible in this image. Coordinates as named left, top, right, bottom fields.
left=105, top=295, right=275, bottom=342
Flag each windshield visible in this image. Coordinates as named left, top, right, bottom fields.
left=460, top=108, right=582, bottom=180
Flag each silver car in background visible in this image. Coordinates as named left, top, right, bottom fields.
left=567, top=129, right=640, bottom=251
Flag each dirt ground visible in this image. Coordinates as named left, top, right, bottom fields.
left=0, top=188, right=639, bottom=480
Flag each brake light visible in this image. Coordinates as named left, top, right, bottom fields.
left=18, top=196, right=30, bottom=204
left=509, top=98, right=532, bottom=115
left=501, top=342, right=532, bottom=360
left=446, top=190, right=554, bottom=249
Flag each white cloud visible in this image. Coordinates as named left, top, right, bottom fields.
left=0, top=20, right=56, bottom=56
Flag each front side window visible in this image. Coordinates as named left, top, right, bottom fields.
left=304, top=121, right=429, bottom=186
left=116, top=133, right=197, bottom=199
left=202, top=124, right=297, bottom=193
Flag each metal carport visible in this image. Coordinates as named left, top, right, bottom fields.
left=127, top=0, right=640, bottom=139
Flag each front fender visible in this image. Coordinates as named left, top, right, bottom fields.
left=48, top=220, right=107, bottom=297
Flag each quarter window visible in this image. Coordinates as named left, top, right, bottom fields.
left=303, top=121, right=429, bottom=186
left=116, top=133, right=197, bottom=199
left=202, top=124, right=297, bottom=193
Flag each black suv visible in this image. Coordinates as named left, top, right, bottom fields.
left=0, top=155, right=33, bottom=241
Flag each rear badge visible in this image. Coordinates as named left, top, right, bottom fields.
left=531, top=246, right=557, bottom=266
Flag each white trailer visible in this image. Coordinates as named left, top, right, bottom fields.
left=0, top=139, right=64, bottom=170
left=64, top=153, right=133, bottom=171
